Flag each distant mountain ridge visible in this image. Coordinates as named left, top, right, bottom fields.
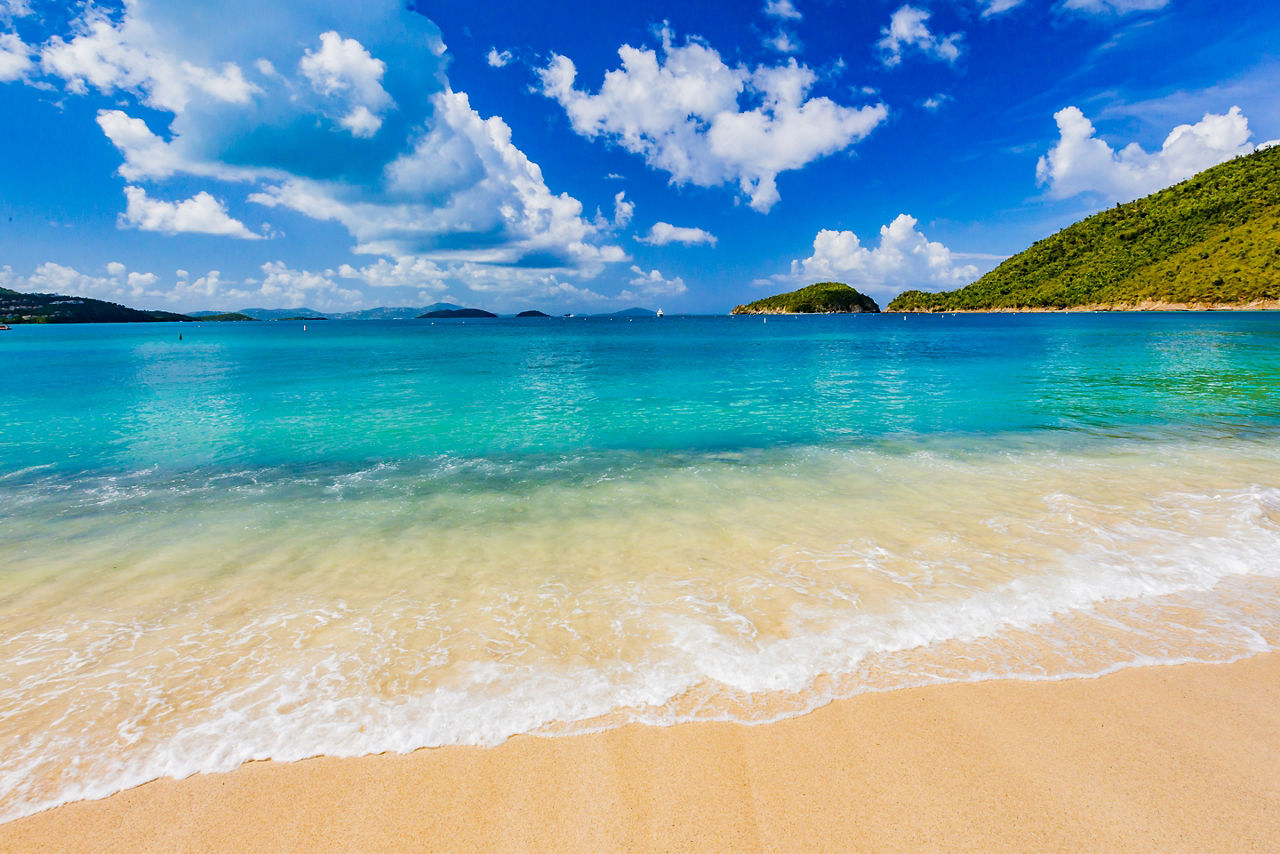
left=418, top=308, right=497, bottom=319
left=888, top=145, right=1280, bottom=312
left=1, top=287, right=663, bottom=325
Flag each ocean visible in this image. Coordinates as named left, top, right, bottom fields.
left=2, top=312, right=1279, bottom=821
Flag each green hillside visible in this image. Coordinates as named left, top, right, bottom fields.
left=194, top=312, right=258, bottom=322
left=888, top=145, right=1280, bottom=312
left=0, top=288, right=193, bottom=323
left=733, top=282, right=880, bottom=314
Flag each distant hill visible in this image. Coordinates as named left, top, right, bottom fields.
left=236, top=307, right=327, bottom=320
left=733, top=282, right=880, bottom=314
left=333, top=303, right=463, bottom=320
left=191, top=312, right=257, bottom=322
left=0, top=287, right=192, bottom=324
left=516, top=310, right=550, bottom=318
left=418, top=308, right=497, bottom=319
left=888, top=145, right=1280, bottom=312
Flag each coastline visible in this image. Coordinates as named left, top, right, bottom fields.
left=3, top=654, right=1277, bottom=852
left=892, top=300, right=1280, bottom=313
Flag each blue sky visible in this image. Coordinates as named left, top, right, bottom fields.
left=0, top=0, right=1276, bottom=313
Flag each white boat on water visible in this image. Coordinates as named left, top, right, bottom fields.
left=656, top=308, right=664, bottom=317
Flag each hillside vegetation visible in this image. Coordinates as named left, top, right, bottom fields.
left=733, top=282, right=880, bottom=314
left=0, top=288, right=191, bottom=323
left=888, top=145, right=1280, bottom=311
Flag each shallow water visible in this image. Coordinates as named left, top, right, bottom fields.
left=1, top=313, right=1279, bottom=820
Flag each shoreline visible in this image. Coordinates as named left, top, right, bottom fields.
left=890, top=300, right=1280, bottom=313
left=3, top=653, right=1277, bottom=851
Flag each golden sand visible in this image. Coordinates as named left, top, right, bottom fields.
left=3, top=653, right=1278, bottom=852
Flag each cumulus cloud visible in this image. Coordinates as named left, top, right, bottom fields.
left=0, top=260, right=167, bottom=306
left=39, top=6, right=258, bottom=113
left=782, top=214, right=979, bottom=298
left=486, top=47, right=512, bottom=68
left=622, top=265, right=688, bottom=301
left=0, top=1, right=32, bottom=18
left=95, top=110, right=214, bottom=181
left=338, top=256, right=448, bottom=290
left=538, top=28, right=886, bottom=212
left=1035, top=105, right=1255, bottom=202
left=0, top=31, right=32, bottom=81
left=637, top=222, right=718, bottom=246
left=299, top=31, right=393, bottom=137
left=764, top=0, right=802, bottom=19
left=251, top=88, right=626, bottom=270
left=1062, top=0, right=1169, bottom=14
left=120, top=186, right=263, bottom=238
left=764, top=30, right=801, bottom=54
left=22, top=1, right=625, bottom=295
left=878, top=6, right=962, bottom=68
left=612, top=191, right=634, bottom=228
left=921, top=94, right=950, bottom=111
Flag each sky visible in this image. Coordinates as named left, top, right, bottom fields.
left=0, top=0, right=1276, bottom=314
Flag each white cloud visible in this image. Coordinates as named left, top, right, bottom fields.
left=1062, top=0, right=1169, bottom=14
left=764, top=0, right=802, bottom=20
left=95, top=110, right=209, bottom=181
left=921, top=94, right=950, bottom=111
left=252, top=88, right=626, bottom=270
left=337, top=256, right=448, bottom=290
left=40, top=7, right=257, bottom=113
left=0, top=31, right=32, bottom=81
left=486, top=47, right=512, bottom=68
left=782, top=214, right=979, bottom=298
left=0, top=261, right=167, bottom=306
left=0, top=1, right=32, bottom=19
left=1258, top=139, right=1280, bottom=151
left=980, top=0, right=1026, bottom=15
left=765, top=30, right=801, bottom=54
left=258, top=261, right=362, bottom=306
left=637, top=222, right=718, bottom=247
left=120, top=186, right=263, bottom=239
left=24, top=1, right=626, bottom=291
left=538, top=29, right=887, bottom=212
left=1036, top=105, right=1255, bottom=202
left=1, top=257, right=647, bottom=313
left=612, top=191, right=634, bottom=228
left=299, top=31, right=393, bottom=138
left=622, top=265, right=688, bottom=301
left=878, top=6, right=962, bottom=68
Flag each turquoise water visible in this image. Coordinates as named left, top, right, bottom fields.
left=2, top=313, right=1280, bottom=820
left=4, top=314, right=1279, bottom=474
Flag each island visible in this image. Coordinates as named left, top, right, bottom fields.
left=732, top=282, right=880, bottom=314
left=190, top=312, right=258, bottom=322
left=417, top=308, right=498, bottom=319
left=888, top=144, right=1280, bottom=312
left=515, top=310, right=550, bottom=318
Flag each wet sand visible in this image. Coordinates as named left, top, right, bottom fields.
left=3, top=653, right=1278, bottom=852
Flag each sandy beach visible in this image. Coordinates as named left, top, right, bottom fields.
left=2, top=653, right=1276, bottom=852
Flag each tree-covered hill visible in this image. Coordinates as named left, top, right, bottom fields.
left=0, top=288, right=192, bottom=323
left=888, top=144, right=1280, bottom=312
left=733, top=282, right=880, bottom=314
